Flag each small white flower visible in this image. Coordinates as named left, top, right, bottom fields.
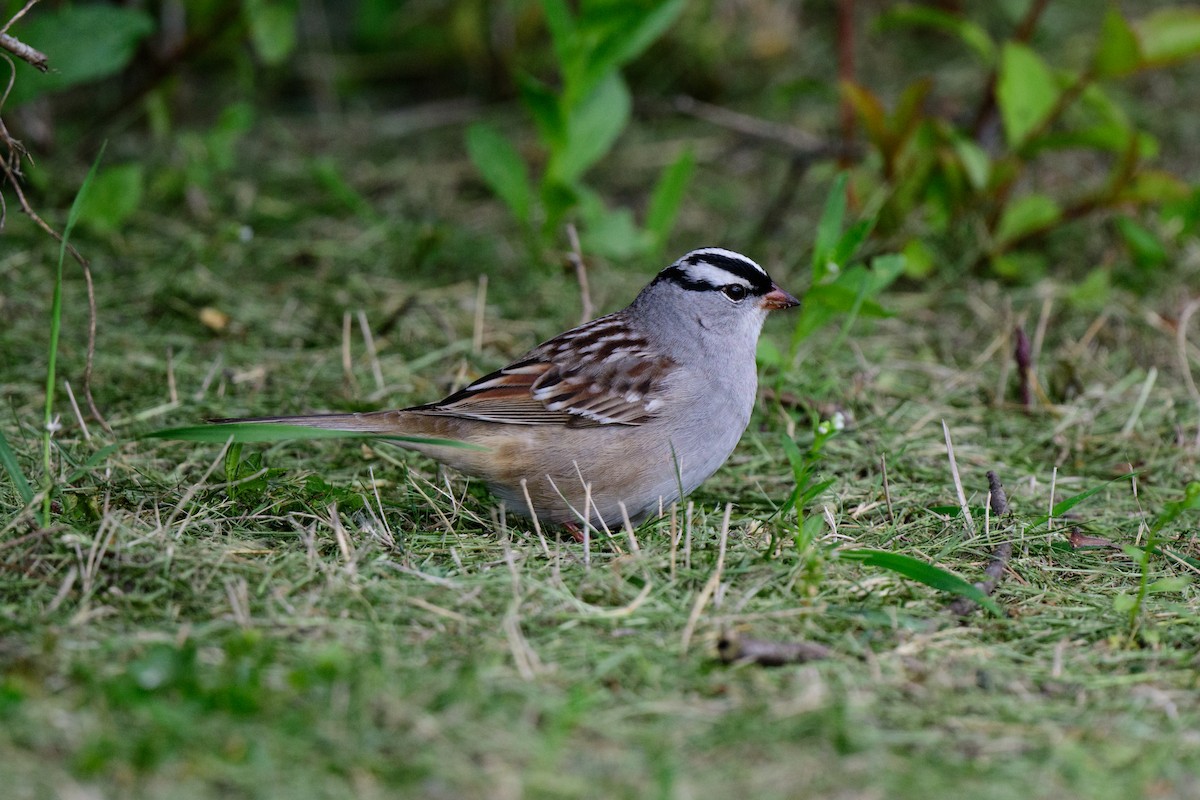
left=46, top=415, right=63, bottom=434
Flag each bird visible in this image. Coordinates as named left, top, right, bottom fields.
left=218, top=248, right=799, bottom=530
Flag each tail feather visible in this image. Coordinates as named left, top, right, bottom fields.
left=209, top=410, right=404, bottom=434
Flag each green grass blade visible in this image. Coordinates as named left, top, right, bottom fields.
left=1028, top=475, right=1131, bottom=530
left=812, top=172, right=848, bottom=280
left=0, top=426, right=35, bottom=505
left=63, top=443, right=121, bottom=484
left=41, top=143, right=107, bottom=525
left=839, top=548, right=1004, bottom=616
left=142, top=422, right=485, bottom=449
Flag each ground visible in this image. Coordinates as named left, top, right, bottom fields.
left=2, top=104, right=1200, bottom=799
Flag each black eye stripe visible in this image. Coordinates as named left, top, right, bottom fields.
left=658, top=263, right=772, bottom=295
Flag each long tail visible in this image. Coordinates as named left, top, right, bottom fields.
left=209, top=410, right=407, bottom=434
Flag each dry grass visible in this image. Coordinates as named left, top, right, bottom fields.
left=2, top=115, right=1200, bottom=799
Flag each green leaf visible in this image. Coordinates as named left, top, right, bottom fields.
left=989, top=251, right=1047, bottom=281
left=832, top=218, right=875, bottom=271
left=876, top=4, right=995, bottom=63
left=244, top=0, right=298, bottom=65
left=644, top=148, right=696, bottom=252
left=540, top=0, right=579, bottom=84
left=551, top=73, right=631, bottom=184
left=63, top=444, right=120, bottom=485
left=0, top=426, right=34, bottom=505
left=1117, top=170, right=1191, bottom=204
left=1137, top=8, right=1200, bottom=66
left=1151, top=481, right=1200, bottom=532
left=9, top=5, right=155, bottom=106
left=1121, top=544, right=1146, bottom=562
left=839, top=549, right=1004, bottom=616
left=517, top=73, right=565, bottom=148
left=1026, top=83, right=1139, bottom=156
left=790, top=262, right=896, bottom=348
left=77, top=163, right=144, bottom=234
left=952, top=135, right=991, bottom=190
left=311, top=157, right=378, bottom=220
left=901, top=239, right=936, bottom=279
left=466, top=124, right=533, bottom=225
left=1114, top=216, right=1167, bottom=270
left=577, top=0, right=687, bottom=102
left=580, top=206, right=644, bottom=261
left=205, top=102, right=257, bottom=173
left=996, top=42, right=1061, bottom=148
left=142, top=423, right=484, bottom=449
left=1095, top=7, right=1142, bottom=77
left=541, top=180, right=580, bottom=234
left=1113, top=592, right=1137, bottom=613
left=756, top=337, right=784, bottom=368
left=868, top=253, right=907, bottom=289
left=994, top=193, right=1061, bottom=246
left=1146, top=576, right=1191, bottom=594
left=813, top=174, right=848, bottom=280
left=841, top=82, right=890, bottom=153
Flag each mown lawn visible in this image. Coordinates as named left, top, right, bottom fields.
left=2, top=115, right=1200, bottom=799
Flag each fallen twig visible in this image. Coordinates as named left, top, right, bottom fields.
left=1, top=8, right=109, bottom=432
left=1068, top=528, right=1116, bottom=549
left=942, top=420, right=976, bottom=536
left=717, top=632, right=831, bottom=666
left=950, top=471, right=1013, bottom=617
left=0, top=32, right=46, bottom=71
left=565, top=223, right=593, bottom=325
left=673, top=95, right=855, bottom=161
left=1014, top=325, right=1033, bottom=408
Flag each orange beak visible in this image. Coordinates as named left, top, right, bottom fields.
left=760, top=283, right=801, bottom=311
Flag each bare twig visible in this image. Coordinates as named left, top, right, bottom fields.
left=717, top=633, right=832, bottom=666
left=673, top=95, right=855, bottom=160
left=969, top=0, right=1053, bottom=140
left=565, top=223, right=593, bottom=324
left=680, top=503, right=731, bottom=654
left=340, top=311, right=359, bottom=395
left=1014, top=325, right=1033, bottom=407
left=950, top=471, right=1013, bottom=617
left=880, top=453, right=895, bottom=524
left=0, top=159, right=86, bottom=264
left=355, top=309, right=385, bottom=392
left=942, top=420, right=976, bottom=536
left=0, top=32, right=46, bottom=71
left=471, top=273, right=487, bottom=355
left=78, top=255, right=108, bottom=431
left=0, top=0, right=41, bottom=37
left=1, top=42, right=107, bottom=430
left=836, top=0, right=856, bottom=167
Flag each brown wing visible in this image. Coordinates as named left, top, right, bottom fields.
left=410, top=314, right=674, bottom=427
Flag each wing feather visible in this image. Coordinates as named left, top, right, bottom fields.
left=409, top=313, right=673, bottom=427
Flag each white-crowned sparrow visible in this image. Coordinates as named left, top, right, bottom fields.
left=222, top=248, right=799, bottom=529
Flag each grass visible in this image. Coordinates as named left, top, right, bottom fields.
left=3, top=113, right=1200, bottom=800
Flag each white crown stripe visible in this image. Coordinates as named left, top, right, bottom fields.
left=679, top=261, right=754, bottom=289
left=686, top=247, right=768, bottom=276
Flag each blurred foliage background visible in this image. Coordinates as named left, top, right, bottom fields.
left=3, top=0, right=1198, bottom=288
left=4, top=4, right=1200, bottom=795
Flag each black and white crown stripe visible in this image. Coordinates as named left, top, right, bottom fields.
left=656, top=247, right=774, bottom=295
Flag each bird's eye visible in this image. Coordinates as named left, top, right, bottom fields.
left=722, top=284, right=748, bottom=302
